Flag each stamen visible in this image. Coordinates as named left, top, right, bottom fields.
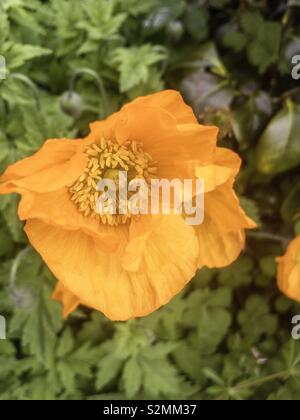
left=69, top=138, right=156, bottom=226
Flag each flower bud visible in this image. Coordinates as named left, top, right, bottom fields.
left=60, top=91, right=83, bottom=118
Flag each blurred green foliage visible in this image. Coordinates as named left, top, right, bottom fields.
left=1, top=0, right=300, bottom=400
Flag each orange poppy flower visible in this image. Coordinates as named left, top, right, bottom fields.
left=0, top=90, right=256, bottom=320
left=277, top=236, right=300, bottom=302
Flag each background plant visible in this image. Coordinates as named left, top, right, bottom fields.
left=1, top=0, right=300, bottom=400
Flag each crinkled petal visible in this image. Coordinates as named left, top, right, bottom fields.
left=196, top=217, right=246, bottom=268
left=122, top=215, right=160, bottom=272
left=89, top=106, right=218, bottom=176
left=16, top=187, right=119, bottom=252
left=215, top=147, right=242, bottom=177
left=195, top=164, right=234, bottom=193
left=205, top=182, right=257, bottom=233
left=126, top=90, right=198, bottom=124
left=25, top=215, right=198, bottom=321
left=0, top=139, right=87, bottom=193
left=194, top=147, right=242, bottom=193
left=195, top=178, right=255, bottom=268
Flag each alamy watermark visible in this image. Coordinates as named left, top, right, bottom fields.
left=96, top=172, right=205, bottom=226
left=292, top=315, right=300, bottom=340
left=0, top=315, right=6, bottom=340
left=0, top=55, right=6, bottom=80
left=292, top=55, right=300, bottom=80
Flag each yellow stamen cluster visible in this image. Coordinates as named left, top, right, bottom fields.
left=69, top=138, right=157, bottom=226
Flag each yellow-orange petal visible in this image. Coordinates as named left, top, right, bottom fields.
left=196, top=217, right=246, bottom=268
left=87, top=90, right=199, bottom=149
left=194, top=176, right=255, bottom=268
left=195, top=164, right=234, bottom=193
left=0, top=139, right=87, bottom=193
left=1, top=139, right=83, bottom=180
left=122, top=215, right=159, bottom=272
left=178, top=147, right=241, bottom=194
left=205, top=181, right=257, bottom=234
left=215, top=147, right=242, bottom=178
left=89, top=102, right=218, bottom=174
left=16, top=187, right=119, bottom=252
left=156, top=124, right=218, bottom=181
left=277, top=236, right=300, bottom=302
left=138, top=215, right=199, bottom=310
left=126, top=90, right=198, bottom=124
left=52, top=282, right=80, bottom=318
left=24, top=215, right=198, bottom=321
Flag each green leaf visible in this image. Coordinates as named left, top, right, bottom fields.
left=143, top=294, right=186, bottom=340
left=0, top=8, right=9, bottom=46
left=185, top=5, right=209, bottom=42
left=0, top=226, right=14, bottom=257
left=172, top=342, right=218, bottom=385
left=223, top=31, right=247, bottom=53
left=10, top=276, right=63, bottom=364
left=113, top=323, right=151, bottom=359
left=141, top=358, right=183, bottom=398
left=142, top=342, right=179, bottom=359
left=116, top=0, right=161, bottom=16
left=184, top=288, right=232, bottom=327
left=240, top=12, right=281, bottom=73
left=241, top=11, right=264, bottom=39
left=183, top=288, right=232, bottom=354
left=0, top=141, right=9, bottom=163
left=0, top=0, right=299, bottom=402
left=259, top=256, right=277, bottom=278
left=5, top=44, right=51, bottom=70
left=123, top=356, right=142, bottom=398
left=195, top=309, right=232, bottom=354
left=76, top=1, right=126, bottom=54
left=56, top=333, right=96, bottom=393
left=113, top=45, right=166, bottom=92
left=197, top=42, right=227, bottom=76
left=230, top=92, right=272, bottom=149
left=56, top=329, right=74, bottom=358
left=13, top=374, right=59, bottom=400
left=238, top=295, right=278, bottom=344
left=126, top=68, right=164, bottom=99
left=96, top=353, right=123, bottom=390
left=77, top=312, right=110, bottom=345
left=142, top=1, right=185, bottom=34
left=268, top=377, right=300, bottom=400
left=256, top=101, right=300, bottom=175
left=6, top=0, right=45, bottom=35
left=1, top=194, right=24, bottom=242
left=218, top=256, right=254, bottom=288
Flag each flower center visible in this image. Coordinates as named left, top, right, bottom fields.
left=69, top=138, right=156, bottom=226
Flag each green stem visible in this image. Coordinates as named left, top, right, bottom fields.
left=235, top=370, right=291, bottom=390
left=9, top=246, right=33, bottom=306
left=69, top=68, right=109, bottom=119
left=247, top=231, right=291, bottom=247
